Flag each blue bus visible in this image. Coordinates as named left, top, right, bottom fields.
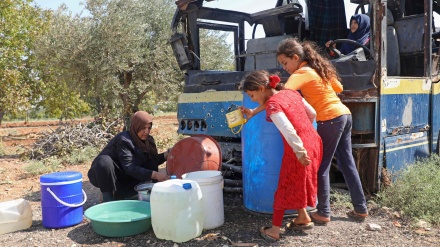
left=169, top=0, right=440, bottom=193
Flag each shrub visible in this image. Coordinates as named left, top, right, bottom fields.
left=24, top=157, right=63, bottom=177
left=65, top=146, right=100, bottom=165
left=330, top=189, right=352, bottom=210
left=376, top=154, right=440, bottom=225
left=23, top=145, right=99, bottom=177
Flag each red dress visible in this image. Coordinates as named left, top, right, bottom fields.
left=265, top=90, right=323, bottom=210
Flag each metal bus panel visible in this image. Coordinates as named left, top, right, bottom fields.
left=380, top=78, right=431, bottom=136
left=244, top=35, right=292, bottom=71
left=432, top=82, right=440, bottom=153
left=383, top=131, right=430, bottom=175
left=379, top=78, right=431, bottom=188
left=177, top=91, right=243, bottom=138
left=182, top=70, right=247, bottom=93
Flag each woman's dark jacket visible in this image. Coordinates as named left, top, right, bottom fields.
left=97, top=131, right=166, bottom=182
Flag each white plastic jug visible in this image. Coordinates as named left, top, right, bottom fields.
left=182, top=170, right=224, bottom=229
left=150, top=179, right=204, bottom=243
left=0, top=198, right=32, bottom=235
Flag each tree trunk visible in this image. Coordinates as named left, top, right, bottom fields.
left=120, top=94, right=132, bottom=131
left=119, top=70, right=134, bottom=130
left=0, top=110, right=4, bottom=125
left=134, top=90, right=148, bottom=113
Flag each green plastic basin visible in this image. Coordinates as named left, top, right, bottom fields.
left=84, top=200, right=151, bottom=237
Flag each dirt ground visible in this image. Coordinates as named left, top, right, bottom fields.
left=1, top=116, right=439, bottom=247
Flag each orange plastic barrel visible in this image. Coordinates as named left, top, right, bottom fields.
left=166, top=134, right=222, bottom=178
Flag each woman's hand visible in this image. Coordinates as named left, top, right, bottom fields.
left=325, top=40, right=336, bottom=48
left=164, top=148, right=172, bottom=160
left=239, top=106, right=254, bottom=120
left=298, top=154, right=311, bottom=166
left=152, top=171, right=170, bottom=182
left=325, top=41, right=337, bottom=57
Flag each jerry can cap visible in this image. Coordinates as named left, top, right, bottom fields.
left=182, top=183, right=192, bottom=190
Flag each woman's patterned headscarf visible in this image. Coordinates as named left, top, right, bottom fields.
left=129, top=111, right=158, bottom=154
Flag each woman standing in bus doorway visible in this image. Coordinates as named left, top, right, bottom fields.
left=325, top=13, right=371, bottom=56
left=242, top=38, right=368, bottom=224
left=239, top=70, right=322, bottom=242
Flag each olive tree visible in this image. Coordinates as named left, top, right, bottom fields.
left=32, top=0, right=235, bottom=126
left=32, top=5, right=91, bottom=120
left=0, top=0, right=47, bottom=124
left=83, top=0, right=182, bottom=126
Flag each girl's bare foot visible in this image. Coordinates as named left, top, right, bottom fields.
left=294, top=208, right=312, bottom=225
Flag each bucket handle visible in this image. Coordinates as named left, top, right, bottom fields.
left=46, top=187, right=87, bottom=207
left=230, top=124, right=244, bottom=135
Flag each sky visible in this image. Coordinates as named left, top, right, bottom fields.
left=33, top=0, right=87, bottom=15
left=203, top=0, right=360, bottom=40
left=33, top=0, right=359, bottom=23
left=32, top=0, right=359, bottom=42
left=32, top=0, right=440, bottom=40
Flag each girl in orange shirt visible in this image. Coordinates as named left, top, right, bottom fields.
left=243, top=38, right=368, bottom=225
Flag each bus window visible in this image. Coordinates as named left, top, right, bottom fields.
left=199, top=29, right=236, bottom=71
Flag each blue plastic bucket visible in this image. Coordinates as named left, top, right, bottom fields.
left=40, top=171, right=87, bottom=228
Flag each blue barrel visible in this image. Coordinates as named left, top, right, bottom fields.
left=242, top=94, right=316, bottom=214
left=242, top=94, right=284, bottom=214
left=40, top=171, right=87, bottom=228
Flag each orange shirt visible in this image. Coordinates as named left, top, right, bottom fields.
left=284, top=62, right=350, bottom=121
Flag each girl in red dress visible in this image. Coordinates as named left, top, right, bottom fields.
left=240, top=70, right=323, bottom=242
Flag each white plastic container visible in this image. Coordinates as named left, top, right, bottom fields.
left=0, top=199, right=32, bottom=235
left=182, top=170, right=224, bottom=229
left=150, top=179, right=204, bottom=243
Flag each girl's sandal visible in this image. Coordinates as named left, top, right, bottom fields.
left=347, top=210, right=368, bottom=222
left=259, top=226, right=279, bottom=243
left=286, top=221, right=314, bottom=231
left=310, top=212, right=330, bottom=226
